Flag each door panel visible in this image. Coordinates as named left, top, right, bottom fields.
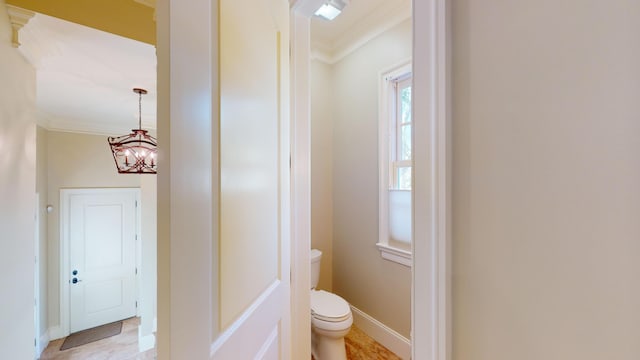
left=219, top=0, right=282, bottom=330
left=212, top=281, right=286, bottom=358
left=214, top=0, right=291, bottom=356
left=69, top=190, right=138, bottom=333
left=84, top=205, right=125, bottom=268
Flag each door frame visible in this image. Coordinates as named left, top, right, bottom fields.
left=411, top=1, right=452, bottom=359
left=288, top=2, right=316, bottom=359
left=59, top=187, right=141, bottom=337
left=34, top=192, right=40, bottom=358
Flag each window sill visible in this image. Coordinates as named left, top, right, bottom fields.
left=376, top=242, right=412, bottom=268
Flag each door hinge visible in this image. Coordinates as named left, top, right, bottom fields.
left=135, top=267, right=138, bottom=275
left=135, top=301, right=138, bottom=308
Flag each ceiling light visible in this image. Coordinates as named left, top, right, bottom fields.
left=108, top=88, right=158, bottom=174
left=314, top=0, right=348, bottom=21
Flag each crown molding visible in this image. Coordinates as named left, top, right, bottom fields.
left=38, top=110, right=156, bottom=136
left=310, top=48, right=333, bottom=64
left=5, top=4, right=34, bottom=47
left=311, top=0, right=411, bottom=64
left=16, top=15, right=66, bottom=69
left=310, top=40, right=333, bottom=63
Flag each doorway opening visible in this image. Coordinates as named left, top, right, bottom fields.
left=292, top=1, right=451, bottom=359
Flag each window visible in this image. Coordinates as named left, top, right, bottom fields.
left=391, top=76, right=412, bottom=190
left=377, top=62, right=412, bottom=267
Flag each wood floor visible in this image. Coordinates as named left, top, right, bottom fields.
left=40, top=319, right=399, bottom=359
left=344, top=326, right=402, bottom=360
left=40, top=318, right=156, bottom=360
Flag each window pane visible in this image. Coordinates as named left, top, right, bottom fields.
left=397, top=166, right=411, bottom=190
left=401, top=86, right=411, bottom=124
left=400, top=124, right=411, bottom=160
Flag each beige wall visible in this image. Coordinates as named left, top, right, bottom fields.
left=452, top=0, right=640, bottom=359
left=322, top=19, right=412, bottom=338
left=46, top=131, right=141, bottom=328
left=36, top=126, right=49, bottom=340
left=311, top=59, right=333, bottom=291
left=0, top=1, right=37, bottom=357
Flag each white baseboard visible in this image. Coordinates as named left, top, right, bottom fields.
left=47, top=325, right=65, bottom=341
left=138, top=327, right=156, bottom=353
left=37, top=330, right=49, bottom=358
left=350, top=305, right=411, bottom=360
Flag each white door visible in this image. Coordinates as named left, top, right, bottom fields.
left=212, top=0, right=291, bottom=357
left=158, top=0, right=290, bottom=356
left=68, top=189, right=138, bottom=333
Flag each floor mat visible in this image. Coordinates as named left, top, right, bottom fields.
left=60, top=321, right=123, bottom=351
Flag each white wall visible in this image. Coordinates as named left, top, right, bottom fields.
left=0, top=1, right=37, bottom=357
left=320, top=19, right=412, bottom=338
left=452, top=0, right=640, bottom=359
left=36, top=126, right=49, bottom=346
left=310, top=59, right=333, bottom=291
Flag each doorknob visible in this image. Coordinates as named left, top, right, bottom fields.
left=72, top=278, right=82, bottom=284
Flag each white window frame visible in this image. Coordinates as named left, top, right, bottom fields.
left=377, top=60, right=412, bottom=267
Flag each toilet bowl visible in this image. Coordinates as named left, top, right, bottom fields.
left=311, top=289, right=353, bottom=360
left=311, top=249, right=353, bottom=360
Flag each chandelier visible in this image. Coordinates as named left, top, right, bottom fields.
left=108, top=88, right=157, bottom=174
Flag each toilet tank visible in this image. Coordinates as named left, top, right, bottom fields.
left=310, top=249, right=322, bottom=289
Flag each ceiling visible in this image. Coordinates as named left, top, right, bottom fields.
left=19, top=13, right=157, bottom=135
left=310, top=0, right=410, bottom=63
left=13, top=0, right=410, bottom=135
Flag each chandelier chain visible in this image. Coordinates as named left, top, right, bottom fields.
left=138, top=90, right=142, bottom=130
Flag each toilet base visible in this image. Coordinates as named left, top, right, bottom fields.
left=312, top=327, right=348, bottom=360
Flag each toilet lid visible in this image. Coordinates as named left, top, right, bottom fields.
left=310, top=290, right=351, bottom=322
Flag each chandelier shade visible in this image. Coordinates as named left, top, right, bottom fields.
left=108, top=88, right=158, bottom=174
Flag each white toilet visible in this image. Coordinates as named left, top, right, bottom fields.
left=310, top=249, right=353, bottom=360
